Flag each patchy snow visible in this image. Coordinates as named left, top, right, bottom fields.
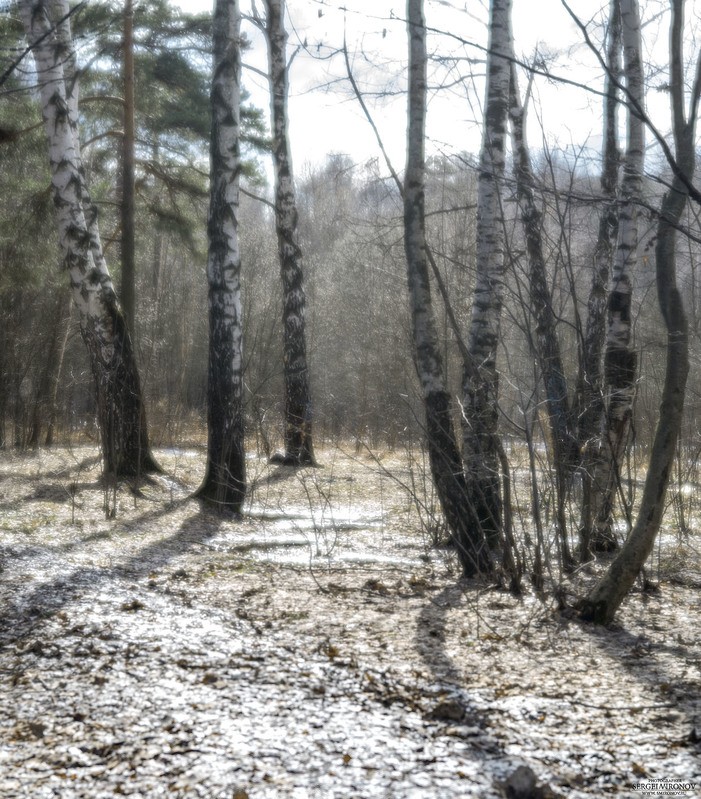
left=0, top=446, right=699, bottom=798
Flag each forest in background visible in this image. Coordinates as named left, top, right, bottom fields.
left=1, top=0, right=701, bottom=623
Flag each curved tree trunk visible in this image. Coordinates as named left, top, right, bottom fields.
left=263, top=0, right=315, bottom=466
left=196, top=0, right=246, bottom=513
left=21, top=0, right=156, bottom=477
left=580, top=0, right=697, bottom=624
left=405, top=0, right=489, bottom=576
left=462, top=0, right=512, bottom=547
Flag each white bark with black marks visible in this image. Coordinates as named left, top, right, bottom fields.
left=197, top=0, right=246, bottom=512
left=577, top=0, right=622, bottom=557
left=49, top=0, right=111, bottom=291
left=508, top=63, right=577, bottom=471
left=462, top=0, right=512, bottom=545
left=264, top=0, right=315, bottom=466
left=508, top=59, right=577, bottom=570
left=592, top=0, right=644, bottom=548
left=405, top=0, right=489, bottom=575
left=20, top=0, right=154, bottom=477
left=581, top=0, right=696, bottom=624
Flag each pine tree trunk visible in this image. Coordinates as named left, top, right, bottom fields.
left=462, top=0, right=512, bottom=546
left=580, top=0, right=695, bottom=624
left=120, top=0, right=136, bottom=335
left=589, top=0, right=644, bottom=551
left=28, top=289, right=69, bottom=448
left=405, top=0, right=489, bottom=576
left=45, top=291, right=72, bottom=447
left=21, top=0, right=156, bottom=477
left=264, top=0, right=315, bottom=466
left=0, top=290, right=8, bottom=449
left=196, top=0, right=246, bottom=513
left=577, top=0, right=622, bottom=559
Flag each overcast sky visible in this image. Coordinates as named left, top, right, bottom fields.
left=175, top=0, right=684, bottom=179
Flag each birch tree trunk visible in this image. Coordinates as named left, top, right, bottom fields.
left=21, top=0, right=156, bottom=477
left=263, top=0, right=315, bottom=466
left=47, top=0, right=111, bottom=286
left=196, top=0, right=246, bottom=513
left=580, top=0, right=697, bottom=624
left=509, top=67, right=577, bottom=469
left=508, top=61, right=578, bottom=569
left=405, top=0, right=489, bottom=576
left=462, top=0, right=512, bottom=546
left=590, top=0, right=644, bottom=551
left=577, top=0, right=622, bottom=559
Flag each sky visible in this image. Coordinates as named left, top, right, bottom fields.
left=173, top=0, right=689, bottom=179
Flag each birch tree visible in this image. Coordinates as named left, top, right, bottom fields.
left=262, top=0, right=315, bottom=466
left=577, top=0, right=622, bottom=559
left=462, top=0, right=512, bottom=546
left=508, top=60, right=577, bottom=569
left=20, top=0, right=156, bottom=477
left=196, top=0, right=246, bottom=513
left=405, top=0, right=489, bottom=575
left=581, top=0, right=699, bottom=623
left=589, top=0, right=644, bottom=552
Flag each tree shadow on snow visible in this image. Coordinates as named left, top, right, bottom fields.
left=414, top=584, right=507, bottom=763
left=0, top=497, right=194, bottom=564
left=249, top=464, right=305, bottom=491
left=572, top=597, right=701, bottom=747
left=0, top=504, right=227, bottom=652
left=415, top=584, right=465, bottom=685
